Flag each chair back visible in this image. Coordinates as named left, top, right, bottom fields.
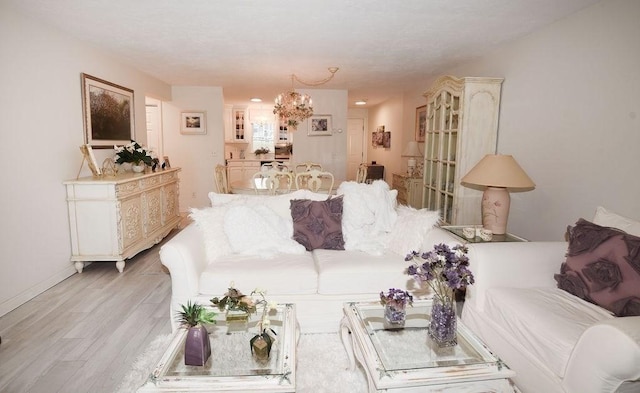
left=252, top=170, right=294, bottom=195
left=295, top=170, right=334, bottom=194
left=294, top=161, right=323, bottom=174
left=355, top=163, right=368, bottom=183
left=214, top=164, right=230, bottom=194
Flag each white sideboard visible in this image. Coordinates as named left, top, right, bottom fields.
left=64, top=168, right=181, bottom=273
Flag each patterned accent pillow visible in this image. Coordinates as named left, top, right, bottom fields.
left=290, top=196, right=345, bottom=251
left=554, top=218, right=640, bottom=316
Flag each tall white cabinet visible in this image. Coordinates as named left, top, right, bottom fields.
left=422, top=76, right=503, bottom=225
left=64, top=168, right=181, bottom=273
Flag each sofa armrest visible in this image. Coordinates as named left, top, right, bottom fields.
left=563, top=316, right=640, bottom=393
left=159, top=223, right=208, bottom=299
left=464, top=241, right=568, bottom=311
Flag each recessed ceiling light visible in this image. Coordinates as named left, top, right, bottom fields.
left=354, top=99, right=367, bottom=106
left=250, top=97, right=262, bottom=102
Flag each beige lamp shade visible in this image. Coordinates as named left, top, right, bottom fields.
left=401, top=141, right=422, bottom=157
left=461, top=154, right=534, bottom=235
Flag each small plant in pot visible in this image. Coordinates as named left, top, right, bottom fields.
left=176, top=301, right=216, bottom=366
left=249, top=289, right=278, bottom=362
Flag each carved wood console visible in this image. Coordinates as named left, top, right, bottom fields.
left=64, top=168, right=181, bottom=273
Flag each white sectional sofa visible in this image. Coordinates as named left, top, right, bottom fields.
left=160, top=181, right=451, bottom=333
left=461, top=207, right=640, bottom=393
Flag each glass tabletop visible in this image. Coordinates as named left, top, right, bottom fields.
left=155, top=304, right=295, bottom=380
left=352, top=302, right=498, bottom=372
left=442, top=225, right=527, bottom=243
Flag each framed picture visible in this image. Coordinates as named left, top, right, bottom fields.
left=374, top=126, right=385, bottom=146
left=181, top=111, right=207, bottom=134
left=162, top=156, right=171, bottom=169
left=383, top=131, right=391, bottom=148
left=81, top=73, right=135, bottom=148
left=79, top=144, right=102, bottom=177
left=308, top=115, right=332, bottom=136
left=371, top=132, right=377, bottom=148
left=415, top=105, right=427, bottom=142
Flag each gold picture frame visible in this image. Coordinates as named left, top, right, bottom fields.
left=79, top=144, right=102, bottom=177
left=415, top=105, right=427, bottom=142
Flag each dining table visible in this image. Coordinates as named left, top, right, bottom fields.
left=229, top=176, right=336, bottom=195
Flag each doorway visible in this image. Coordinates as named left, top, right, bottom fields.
left=145, top=97, right=163, bottom=159
left=347, top=118, right=365, bottom=180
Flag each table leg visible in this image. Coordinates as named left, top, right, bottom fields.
left=339, top=316, right=356, bottom=371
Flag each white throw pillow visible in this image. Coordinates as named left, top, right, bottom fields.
left=385, top=205, right=441, bottom=256
left=592, top=206, right=640, bottom=237
left=223, top=204, right=305, bottom=258
left=337, top=180, right=398, bottom=255
left=189, top=206, right=234, bottom=263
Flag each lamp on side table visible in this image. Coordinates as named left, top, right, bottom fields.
left=461, top=154, right=535, bottom=235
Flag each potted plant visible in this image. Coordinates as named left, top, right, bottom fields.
left=176, top=301, right=216, bottom=366
left=211, top=283, right=256, bottom=322
left=406, top=243, right=474, bottom=347
left=114, top=140, right=155, bottom=172
left=253, top=147, right=270, bottom=158
left=380, top=288, right=413, bottom=327
left=249, top=289, right=278, bottom=361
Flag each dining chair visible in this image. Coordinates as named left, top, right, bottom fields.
left=252, top=170, right=294, bottom=195
left=295, top=169, right=335, bottom=194
left=355, top=163, right=368, bottom=183
left=294, top=161, right=323, bottom=174
left=214, top=164, right=230, bottom=193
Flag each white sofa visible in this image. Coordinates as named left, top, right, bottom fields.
left=160, top=182, right=453, bottom=333
left=461, top=208, right=640, bottom=393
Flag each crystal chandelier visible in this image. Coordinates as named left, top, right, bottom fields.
left=273, top=67, right=339, bottom=131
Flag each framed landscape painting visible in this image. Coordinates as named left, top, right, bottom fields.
left=81, top=73, right=135, bottom=148
left=181, top=111, right=207, bottom=134
left=308, top=115, right=332, bottom=136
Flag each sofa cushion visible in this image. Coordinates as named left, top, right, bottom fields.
left=313, top=249, right=416, bottom=295
left=483, top=287, right=613, bottom=378
left=592, top=206, right=640, bottom=237
left=224, top=204, right=305, bottom=257
left=199, top=252, right=318, bottom=296
left=555, top=219, right=640, bottom=317
left=291, top=196, right=345, bottom=251
left=385, top=205, right=440, bottom=256
left=337, top=180, right=398, bottom=255
left=189, top=206, right=233, bottom=262
left=208, top=190, right=329, bottom=221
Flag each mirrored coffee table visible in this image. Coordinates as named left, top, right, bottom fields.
left=139, top=303, right=297, bottom=392
left=340, top=301, right=517, bottom=392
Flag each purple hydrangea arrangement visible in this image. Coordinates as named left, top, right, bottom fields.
left=405, top=243, right=474, bottom=300
left=380, top=288, right=413, bottom=326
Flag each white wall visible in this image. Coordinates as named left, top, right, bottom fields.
left=0, top=5, right=171, bottom=316
left=403, top=0, right=640, bottom=240
left=290, top=89, right=348, bottom=181
left=367, top=94, right=405, bottom=183
left=163, top=86, right=226, bottom=210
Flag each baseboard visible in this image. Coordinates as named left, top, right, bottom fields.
left=0, top=264, right=77, bottom=317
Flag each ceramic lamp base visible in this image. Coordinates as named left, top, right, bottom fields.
left=481, top=187, right=510, bottom=235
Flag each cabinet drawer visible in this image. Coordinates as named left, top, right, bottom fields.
left=116, top=181, right=141, bottom=197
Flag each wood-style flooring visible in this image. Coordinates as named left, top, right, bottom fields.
left=0, top=227, right=184, bottom=393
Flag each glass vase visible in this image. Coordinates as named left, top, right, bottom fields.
left=428, top=294, right=457, bottom=347
left=384, top=302, right=407, bottom=327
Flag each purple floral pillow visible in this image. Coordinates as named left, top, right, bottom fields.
left=554, top=218, right=640, bottom=316
left=290, top=196, right=345, bottom=251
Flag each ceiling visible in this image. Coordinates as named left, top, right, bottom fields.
left=6, top=0, right=599, bottom=107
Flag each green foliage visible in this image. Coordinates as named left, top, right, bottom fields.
left=176, top=301, right=217, bottom=328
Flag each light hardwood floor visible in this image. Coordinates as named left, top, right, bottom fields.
left=0, top=228, right=184, bottom=393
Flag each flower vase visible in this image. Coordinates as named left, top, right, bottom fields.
left=184, top=325, right=211, bottom=366
left=384, top=302, right=407, bottom=327
left=428, top=294, right=457, bottom=347
left=132, top=164, right=145, bottom=173
left=250, top=330, right=273, bottom=362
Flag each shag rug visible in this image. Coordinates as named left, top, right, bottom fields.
left=117, top=333, right=367, bottom=393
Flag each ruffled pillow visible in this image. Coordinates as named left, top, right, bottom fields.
left=291, top=196, right=345, bottom=251
left=554, top=219, right=640, bottom=316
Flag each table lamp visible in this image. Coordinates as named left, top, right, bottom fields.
left=401, top=141, right=422, bottom=177
left=460, top=154, right=535, bottom=235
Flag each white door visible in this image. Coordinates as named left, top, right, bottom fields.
left=347, top=118, right=365, bottom=180
left=145, top=98, right=163, bottom=158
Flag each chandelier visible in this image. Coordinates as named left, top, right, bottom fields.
left=273, top=67, right=339, bottom=131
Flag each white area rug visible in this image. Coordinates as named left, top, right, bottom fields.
left=117, top=333, right=367, bottom=393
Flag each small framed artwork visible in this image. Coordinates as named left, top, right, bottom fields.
left=371, top=132, right=377, bottom=148
left=383, top=131, right=391, bottom=148
left=162, top=156, right=171, bottom=170
left=308, top=115, right=332, bottom=136
left=181, top=111, right=207, bottom=134
left=81, top=73, right=135, bottom=148
left=374, top=126, right=384, bottom=146
left=415, top=105, right=427, bottom=142
left=79, top=144, right=102, bottom=177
